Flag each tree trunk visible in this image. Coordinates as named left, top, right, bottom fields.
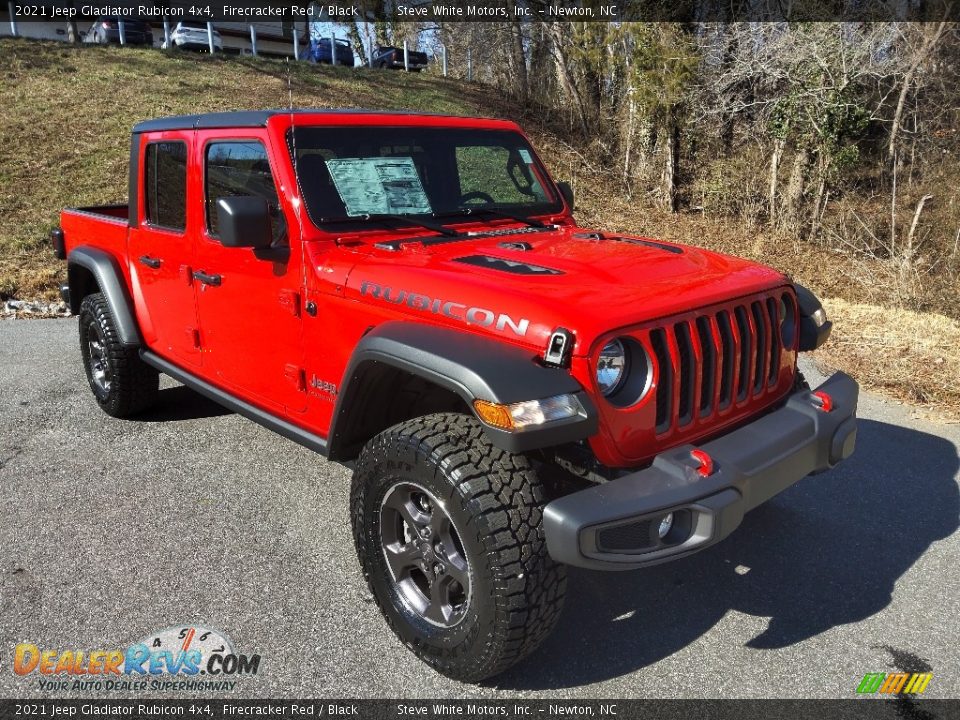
left=661, top=114, right=679, bottom=213
left=768, top=137, right=785, bottom=226
left=888, top=20, right=948, bottom=170
left=347, top=23, right=367, bottom=66
left=510, top=15, right=528, bottom=103
left=622, top=90, right=635, bottom=194
left=783, top=148, right=810, bottom=230
left=547, top=24, right=590, bottom=135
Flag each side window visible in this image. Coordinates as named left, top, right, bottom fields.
left=455, top=145, right=548, bottom=205
left=205, top=141, right=286, bottom=244
left=144, top=141, right=187, bottom=231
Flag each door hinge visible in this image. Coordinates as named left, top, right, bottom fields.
left=186, top=327, right=201, bottom=350
left=180, top=265, right=194, bottom=286
left=279, top=289, right=300, bottom=317
left=284, top=364, right=306, bottom=392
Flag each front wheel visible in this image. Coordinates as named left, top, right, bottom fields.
left=351, top=413, right=566, bottom=682
left=78, top=293, right=158, bottom=418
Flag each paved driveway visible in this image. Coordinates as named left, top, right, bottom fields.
left=1, top=319, right=957, bottom=698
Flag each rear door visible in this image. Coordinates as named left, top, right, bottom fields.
left=128, top=132, right=203, bottom=366
left=191, top=132, right=306, bottom=414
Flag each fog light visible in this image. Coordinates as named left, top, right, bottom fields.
left=658, top=513, right=674, bottom=539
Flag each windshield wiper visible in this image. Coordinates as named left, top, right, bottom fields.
left=320, top=213, right=460, bottom=237
left=435, top=207, right=547, bottom=229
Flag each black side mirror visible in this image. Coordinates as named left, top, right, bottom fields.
left=557, top=181, right=574, bottom=211
left=215, top=196, right=273, bottom=249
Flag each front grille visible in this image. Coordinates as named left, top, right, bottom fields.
left=650, top=328, right=672, bottom=433
left=650, top=290, right=796, bottom=436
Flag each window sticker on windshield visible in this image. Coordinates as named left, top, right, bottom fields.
left=519, top=149, right=533, bottom=164
left=325, top=157, right=432, bottom=216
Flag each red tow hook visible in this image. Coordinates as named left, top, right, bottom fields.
left=812, top=390, right=834, bottom=412
left=690, top=449, right=714, bottom=477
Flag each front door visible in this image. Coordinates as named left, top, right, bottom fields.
left=127, top=132, right=202, bottom=366
left=192, top=133, right=306, bottom=414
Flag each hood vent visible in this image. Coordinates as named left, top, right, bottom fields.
left=498, top=240, right=533, bottom=251
left=573, top=232, right=683, bottom=254
left=616, top=237, right=683, bottom=254
left=454, top=255, right=564, bottom=276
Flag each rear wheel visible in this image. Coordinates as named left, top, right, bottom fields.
left=351, top=413, right=566, bottom=682
left=78, top=293, right=158, bottom=418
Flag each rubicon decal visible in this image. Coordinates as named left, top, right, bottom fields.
left=359, top=281, right=530, bottom=337
left=13, top=626, right=260, bottom=692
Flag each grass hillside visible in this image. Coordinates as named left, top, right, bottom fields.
left=1, top=38, right=957, bottom=417
left=0, top=38, right=512, bottom=298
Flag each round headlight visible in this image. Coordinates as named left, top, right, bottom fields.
left=597, top=339, right=628, bottom=396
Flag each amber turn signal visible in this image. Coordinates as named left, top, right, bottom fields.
left=473, top=400, right=515, bottom=430
left=473, top=394, right=585, bottom=431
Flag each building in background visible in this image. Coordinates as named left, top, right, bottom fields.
left=0, top=10, right=308, bottom=59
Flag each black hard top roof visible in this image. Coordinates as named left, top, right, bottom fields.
left=132, top=109, right=485, bottom=134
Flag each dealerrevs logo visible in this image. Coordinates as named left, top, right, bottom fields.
left=14, top=625, right=260, bottom=692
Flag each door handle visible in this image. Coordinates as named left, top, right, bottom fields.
left=193, top=270, right=222, bottom=287
left=138, top=255, right=161, bottom=269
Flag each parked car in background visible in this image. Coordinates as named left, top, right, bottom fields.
left=83, top=19, right=153, bottom=46
left=161, top=21, right=223, bottom=52
left=373, top=45, right=428, bottom=71
left=306, top=37, right=355, bottom=66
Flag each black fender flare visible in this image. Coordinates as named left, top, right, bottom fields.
left=794, top=283, right=832, bottom=352
left=67, top=247, right=142, bottom=347
left=327, top=322, right=598, bottom=459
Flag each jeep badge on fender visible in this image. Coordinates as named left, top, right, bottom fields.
left=55, top=109, right=857, bottom=682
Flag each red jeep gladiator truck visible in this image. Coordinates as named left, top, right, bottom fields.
left=54, top=109, right=857, bottom=681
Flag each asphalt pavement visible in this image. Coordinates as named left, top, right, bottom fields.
left=1, top=318, right=958, bottom=699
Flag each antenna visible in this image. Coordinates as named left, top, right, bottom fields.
left=286, top=56, right=312, bottom=284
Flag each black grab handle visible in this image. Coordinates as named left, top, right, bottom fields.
left=193, top=270, right=222, bottom=287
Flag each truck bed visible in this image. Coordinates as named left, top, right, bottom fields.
left=60, top=205, right=131, bottom=273
left=66, top=204, right=129, bottom=223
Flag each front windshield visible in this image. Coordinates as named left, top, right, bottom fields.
left=289, top=126, right=562, bottom=231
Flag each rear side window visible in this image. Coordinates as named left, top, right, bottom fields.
left=144, top=141, right=187, bottom=231
left=205, top=141, right=286, bottom=243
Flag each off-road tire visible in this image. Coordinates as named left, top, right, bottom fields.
left=351, top=413, right=566, bottom=682
left=78, top=293, right=159, bottom=418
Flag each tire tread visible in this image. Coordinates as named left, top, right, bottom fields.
left=351, top=412, right=566, bottom=682
left=79, top=293, right=158, bottom=418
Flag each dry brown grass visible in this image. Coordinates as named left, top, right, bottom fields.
left=2, top=38, right=957, bottom=417
left=815, top=299, right=960, bottom=420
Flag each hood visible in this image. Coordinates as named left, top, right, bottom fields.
left=339, top=225, right=789, bottom=356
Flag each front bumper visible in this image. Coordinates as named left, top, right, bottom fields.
left=543, top=371, right=858, bottom=570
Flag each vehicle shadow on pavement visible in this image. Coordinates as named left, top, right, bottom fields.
left=133, top=385, right=233, bottom=422
left=494, top=418, right=960, bottom=690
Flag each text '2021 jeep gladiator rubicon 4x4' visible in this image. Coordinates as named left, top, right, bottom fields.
left=54, top=109, right=857, bottom=682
